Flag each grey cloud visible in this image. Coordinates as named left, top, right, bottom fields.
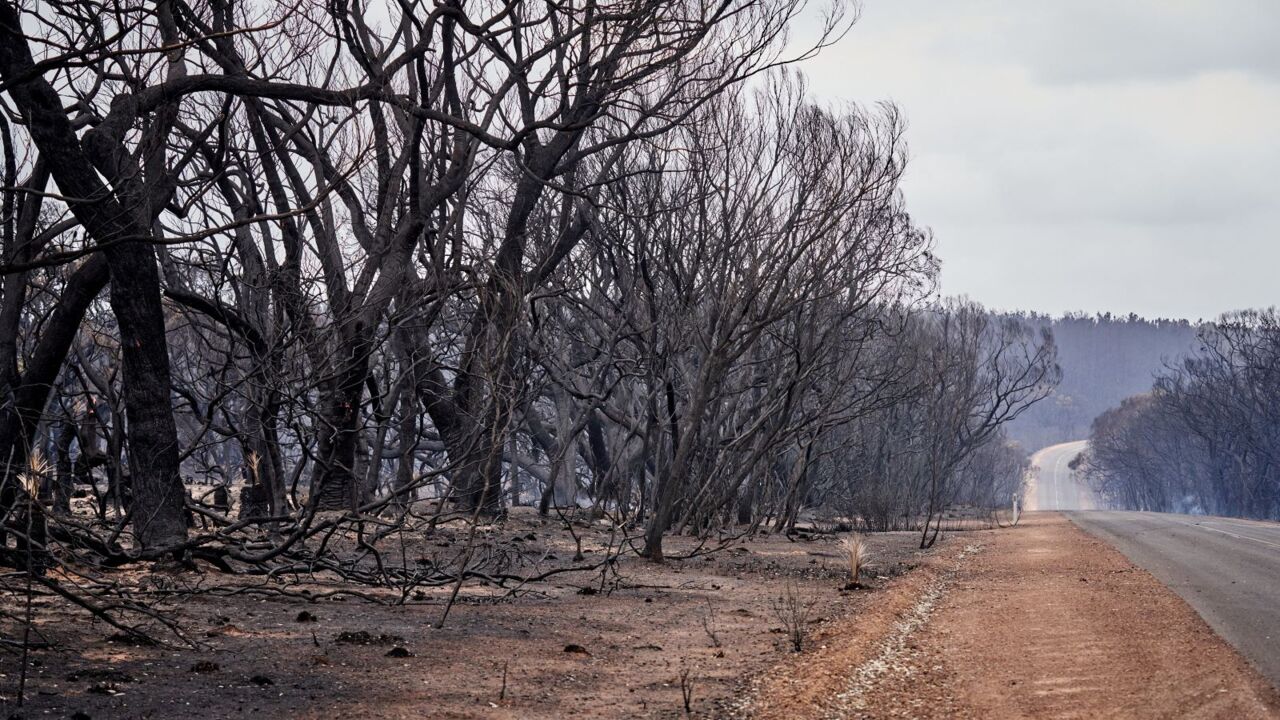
left=983, top=1, right=1280, bottom=85
left=797, top=0, right=1280, bottom=319
left=921, top=1, right=1280, bottom=83
left=845, top=1, right=1280, bottom=83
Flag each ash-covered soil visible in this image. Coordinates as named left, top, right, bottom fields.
left=1, top=510, right=931, bottom=719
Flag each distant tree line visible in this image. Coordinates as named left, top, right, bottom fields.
left=0, top=0, right=1060, bottom=607
left=1001, top=312, right=1197, bottom=450
left=1083, top=310, right=1280, bottom=519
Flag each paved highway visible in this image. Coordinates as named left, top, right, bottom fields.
left=1025, top=441, right=1096, bottom=511
left=1069, top=511, right=1280, bottom=688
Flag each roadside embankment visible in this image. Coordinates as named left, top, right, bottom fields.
left=744, top=513, right=1280, bottom=719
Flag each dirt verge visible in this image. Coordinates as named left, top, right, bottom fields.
left=749, top=513, right=1280, bottom=719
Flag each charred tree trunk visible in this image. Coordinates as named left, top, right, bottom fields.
left=642, top=376, right=712, bottom=563
left=310, top=334, right=372, bottom=511
left=0, top=4, right=188, bottom=552
left=394, top=384, right=418, bottom=507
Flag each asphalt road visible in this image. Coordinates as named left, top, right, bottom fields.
left=1026, top=441, right=1096, bottom=511
left=1068, top=510, right=1280, bottom=689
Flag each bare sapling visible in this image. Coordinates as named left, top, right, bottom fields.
left=700, top=598, right=722, bottom=648
left=679, top=663, right=695, bottom=717
left=771, top=579, right=816, bottom=652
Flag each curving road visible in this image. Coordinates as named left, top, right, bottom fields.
left=1025, top=441, right=1097, bottom=511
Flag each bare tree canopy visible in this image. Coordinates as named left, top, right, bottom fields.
left=0, top=0, right=1057, bottom=653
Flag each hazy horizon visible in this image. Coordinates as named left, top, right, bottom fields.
left=801, top=1, right=1280, bottom=321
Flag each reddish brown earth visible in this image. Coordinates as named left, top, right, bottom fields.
left=744, top=513, right=1280, bottom=719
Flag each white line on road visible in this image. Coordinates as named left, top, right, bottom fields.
left=1198, top=517, right=1280, bottom=534
left=1172, top=517, right=1280, bottom=550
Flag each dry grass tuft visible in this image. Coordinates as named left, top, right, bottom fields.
left=245, top=450, right=261, bottom=483
left=840, top=533, right=871, bottom=587
left=20, top=449, right=50, bottom=498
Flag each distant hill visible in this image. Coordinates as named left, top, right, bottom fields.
left=1002, top=312, right=1200, bottom=451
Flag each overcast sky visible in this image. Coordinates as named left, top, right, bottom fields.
left=799, top=1, right=1280, bottom=321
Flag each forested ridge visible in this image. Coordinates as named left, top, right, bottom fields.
left=1002, top=312, right=1197, bottom=450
